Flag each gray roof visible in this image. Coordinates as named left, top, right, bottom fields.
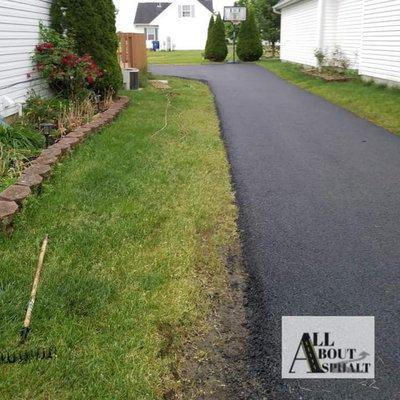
left=134, top=3, right=172, bottom=24
left=198, top=0, right=213, bottom=12
left=134, top=0, right=213, bottom=24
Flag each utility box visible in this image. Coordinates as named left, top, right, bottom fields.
left=122, top=68, right=140, bottom=90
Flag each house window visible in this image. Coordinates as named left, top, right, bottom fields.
left=180, top=5, right=194, bottom=17
left=182, top=5, right=191, bottom=17
left=144, top=27, right=158, bottom=41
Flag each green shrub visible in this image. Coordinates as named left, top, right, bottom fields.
left=36, top=22, right=74, bottom=51
left=206, top=14, right=228, bottom=62
left=50, top=0, right=122, bottom=95
left=0, top=123, right=44, bottom=184
left=23, top=92, right=70, bottom=128
left=204, top=15, right=214, bottom=60
left=33, top=25, right=103, bottom=99
left=237, top=6, right=263, bottom=62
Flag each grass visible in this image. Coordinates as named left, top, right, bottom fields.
left=0, top=123, right=45, bottom=191
left=148, top=48, right=233, bottom=64
left=0, top=78, right=237, bottom=398
left=258, top=59, right=400, bottom=135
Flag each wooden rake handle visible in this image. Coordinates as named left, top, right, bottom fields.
left=20, top=235, right=49, bottom=344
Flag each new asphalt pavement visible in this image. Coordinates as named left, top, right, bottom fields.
left=150, top=63, right=400, bottom=399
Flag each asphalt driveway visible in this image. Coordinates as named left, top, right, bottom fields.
left=150, top=64, right=400, bottom=399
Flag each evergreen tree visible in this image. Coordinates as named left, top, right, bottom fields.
left=237, top=5, right=263, bottom=62
left=207, top=13, right=228, bottom=62
left=254, top=0, right=280, bottom=57
left=204, top=15, right=214, bottom=60
left=224, top=21, right=234, bottom=42
left=50, top=0, right=122, bottom=94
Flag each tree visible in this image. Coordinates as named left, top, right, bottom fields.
left=236, top=5, right=263, bottom=62
left=206, top=13, right=228, bottom=62
left=254, top=0, right=280, bottom=57
left=224, top=21, right=234, bottom=42
left=50, top=0, right=122, bottom=95
left=204, top=15, right=214, bottom=60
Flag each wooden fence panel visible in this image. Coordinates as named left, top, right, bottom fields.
left=118, top=32, right=147, bottom=71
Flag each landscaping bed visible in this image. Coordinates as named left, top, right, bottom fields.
left=304, top=67, right=352, bottom=82
left=0, top=96, right=129, bottom=235
left=0, top=78, right=239, bottom=399
left=0, top=25, right=118, bottom=194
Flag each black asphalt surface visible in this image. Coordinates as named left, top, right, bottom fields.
left=150, top=64, right=400, bottom=399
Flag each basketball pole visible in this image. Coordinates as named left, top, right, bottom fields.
left=232, top=23, right=237, bottom=63
left=224, top=6, right=246, bottom=64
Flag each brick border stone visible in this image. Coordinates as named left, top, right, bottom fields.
left=0, top=200, right=19, bottom=235
left=18, top=173, right=43, bottom=191
left=0, top=96, right=129, bottom=235
left=0, top=185, right=31, bottom=205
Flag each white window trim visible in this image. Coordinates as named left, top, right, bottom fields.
left=178, top=5, right=195, bottom=17
left=144, top=26, right=158, bottom=41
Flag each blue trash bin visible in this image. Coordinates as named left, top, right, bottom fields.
left=152, top=40, right=160, bottom=51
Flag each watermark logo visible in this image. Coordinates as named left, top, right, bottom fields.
left=282, top=316, right=374, bottom=379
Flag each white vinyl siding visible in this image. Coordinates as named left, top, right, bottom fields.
left=279, top=0, right=400, bottom=85
left=322, top=0, right=338, bottom=50
left=0, top=0, right=51, bottom=118
left=280, top=0, right=319, bottom=66
left=359, top=0, right=400, bottom=83
left=334, top=0, right=363, bottom=68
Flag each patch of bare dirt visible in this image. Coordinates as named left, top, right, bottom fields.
left=303, top=68, right=352, bottom=82
left=150, top=80, right=172, bottom=89
left=175, top=242, right=269, bottom=400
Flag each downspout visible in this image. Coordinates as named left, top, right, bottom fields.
left=358, top=0, right=366, bottom=72
left=316, top=0, right=326, bottom=51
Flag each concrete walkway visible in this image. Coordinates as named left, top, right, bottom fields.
left=151, top=64, right=400, bottom=399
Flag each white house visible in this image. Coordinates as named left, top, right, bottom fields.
left=0, top=0, right=51, bottom=119
left=274, top=0, right=400, bottom=86
left=133, top=0, right=214, bottom=50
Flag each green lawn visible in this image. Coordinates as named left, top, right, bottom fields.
left=258, top=59, right=400, bottom=136
left=148, top=48, right=233, bottom=64
left=0, top=79, right=237, bottom=398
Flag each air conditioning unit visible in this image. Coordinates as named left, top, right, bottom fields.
left=122, top=68, right=140, bottom=90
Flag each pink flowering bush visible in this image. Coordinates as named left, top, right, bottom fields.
left=33, top=25, right=103, bottom=99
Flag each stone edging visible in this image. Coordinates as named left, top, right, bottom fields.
left=0, top=96, right=130, bottom=235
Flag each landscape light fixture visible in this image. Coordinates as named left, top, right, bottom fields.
left=60, top=7, right=68, bottom=36
left=39, top=123, right=55, bottom=147
left=95, top=94, right=101, bottom=112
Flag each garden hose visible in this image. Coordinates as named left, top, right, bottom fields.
left=151, top=91, right=172, bottom=137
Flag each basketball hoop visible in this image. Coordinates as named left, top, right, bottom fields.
left=223, top=6, right=247, bottom=63
left=223, top=6, right=246, bottom=23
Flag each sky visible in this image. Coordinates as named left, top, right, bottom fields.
left=113, top=0, right=234, bottom=32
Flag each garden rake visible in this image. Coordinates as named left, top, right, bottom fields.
left=0, top=235, right=56, bottom=364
